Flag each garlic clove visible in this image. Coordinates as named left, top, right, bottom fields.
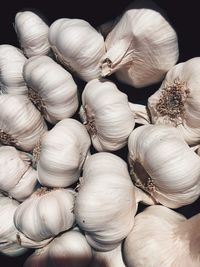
left=0, top=44, right=28, bottom=95
left=75, top=152, right=138, bottom=251
left=14, top=11, right=50, bottom=57
left=101, top=0, right=179, bottom=88
left=48, top=18, right=105, bottom=82
left=24, top=229, right=93, bottom=267
left=0, top=195, right=28, bottom=257
left=123, top=205, right=200, bottom=267
left=0, top=94, right=47, bottom=151
left=14, top=188, right=75, bottom=243
left=37, top=118, right=91, bottom=188
left=23, top=55, right=79, bottom=124
left=80, top=78, right=135, bottom=151
left=128, top=124, right=200, bottom=208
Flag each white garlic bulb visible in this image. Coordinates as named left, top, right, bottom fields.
left=24, top=229, right=92, bottom=267
left=0, top=94, right=47, bottom=151
left=49, top=18, right=105, bottom=81
left=14, top=11, right=50, bottom=57
left=23, top=55, right=79, bottom=124
left=37, top=118, right=91, bottom=188
left=14, top=188, right=75, bottom=244
left=0, top=146, right=37, bottom=201
left=148, top=57, right=200, bottom=145
left=128, top=124, right=200, bottom=208
left=75, top=152, right=139, bottom=252
left=80, top=78, right=135, bottom=151
left=89, top=243, right=126, bottom=267
left=0, top=44, right=27, bottom=94
left=101, top=0, right=178, bottom=88
left=123, top=205, right=200, bottom=267
left=0, top=194, right=28, bottom=257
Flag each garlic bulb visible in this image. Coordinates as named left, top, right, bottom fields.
left=0, top=194, right=28, bottom=257
left=101, top=0, right=179, bottom=88
left=0, top=94, right=47, bottom=151
left=148, top=57, right=200, bottom=145
left=128, top=124, right=200, bottom=208
left=89, top=243, right=126, bottom=267
left=79, top=78, right=135, bottom=151
left=0, top=146, right=37, bottom=201
left=49, top=18, right=105, bottom=81
left=37, top=118, right=91, bottom=188
left=14, top=188, right=75, bottom=244
left=0, top=44, right=27, bottom=94
left=14, top=11, right=50, bottom=57
left=75, top=152, right=138, bottom=251
left=24, top=229, right=92, bottom=267
left=23, top=55, right=78, bottom=124
left=123, top=205, right=200, bottom=267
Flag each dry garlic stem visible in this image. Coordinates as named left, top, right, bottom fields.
left=101, top=0, right=178, bottom=87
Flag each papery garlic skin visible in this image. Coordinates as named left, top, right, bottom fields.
left=80, top=78, right=135, bottom=151
left=124, top=205, right=200, bottom=267
left=24, top=229, right=92, bottom=267
left=75, top=152, right=137, bottom=251
left=148, top=57, right=200, bottom=145
left=0, top=195, right=28, bottom=257
left=0, top=146, right=37, bottom=201
left=0, top=94, right=47, bottom=151
left=128, top=124, right=200, bottom=208
left=101, top=0, right=178, bottom=88
left=15, top=11, right=50, bottom=57
left=89, top=243, right=126, bottom=267
left=14, top=188, right=75, bottom=243
left=0, top=45, right=27, bottom=94
left=37, top=118, right=91, bottom=188
left=23, top=55, right=78, bottom=124
left=49, top=18, right=105, bottom=81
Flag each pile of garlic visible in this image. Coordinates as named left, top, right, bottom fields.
left=0, top=1, right=200, bottom=267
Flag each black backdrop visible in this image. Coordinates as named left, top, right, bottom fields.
left=0, top=0, right=200, bottom=266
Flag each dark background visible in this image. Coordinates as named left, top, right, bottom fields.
left=0, top=0, right=200, bottom=266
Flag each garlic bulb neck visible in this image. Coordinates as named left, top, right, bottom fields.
left=28, top=88, right=46, bottom=115
left=101, top=37, right=133, bottom=77
left=128, top=102, right=151, bottom=125
left=0, top=129, right=16, bottom=146
left=82, top=105, right=97, bottom=136
left=153, top=78, right=190, bottom=126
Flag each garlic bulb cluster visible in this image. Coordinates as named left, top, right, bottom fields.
left=0, top=94, right=47, bottom=151
left=123, top=205, right=200, bottom=267
left=148, top=57, right=200, bottom=145
left=128, top=124, right=200, bottom=208
left=24, top=229, right=92, bottom=267
left=101, top=0, right=179, bottom=88
left=37, top=118, right=91, bottom=188
left=49, top=18, right=105, bottom=81
left=14, top=188, right=75, bottom=247
left=0, top=194, right=28, bottom=257
left=75, top=152, right=137, bottom=251
left=90, top=243, right=126, bottom=267
left=0, top=45, right=27, bottom=94
left=23, top=55, right=79, bottom=124
left=79, top=78, right=135, bottom=151
left=0, top=146, right=37, bottom=201
left=14, top=11, right=50, bottom=57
